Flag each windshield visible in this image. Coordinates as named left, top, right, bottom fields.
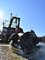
left=11, top=19, right=16, bottom=28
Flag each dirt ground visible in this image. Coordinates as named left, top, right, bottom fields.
left=0, top=44, right=28, bottom=60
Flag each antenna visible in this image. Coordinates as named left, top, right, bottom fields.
left=10, top=13, right=13, bottom=16
left=10, top=13, right=13, bottom=19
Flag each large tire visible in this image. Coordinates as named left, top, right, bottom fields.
left=20, top=31, right=38, bottom=54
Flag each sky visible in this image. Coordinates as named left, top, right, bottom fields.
left=0, top=0, right=45, bottom=36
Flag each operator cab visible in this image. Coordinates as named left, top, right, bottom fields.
left=9, top=16, right=20, bottom=28
left=3, top=16, right=20, bottom=32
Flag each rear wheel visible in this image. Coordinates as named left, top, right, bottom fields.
left=20, top=32, right=38, bottom=54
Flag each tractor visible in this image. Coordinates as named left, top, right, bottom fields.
left=2, top=15, right=23, bottom=43
left=1, top=14, right=41, bottom=54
